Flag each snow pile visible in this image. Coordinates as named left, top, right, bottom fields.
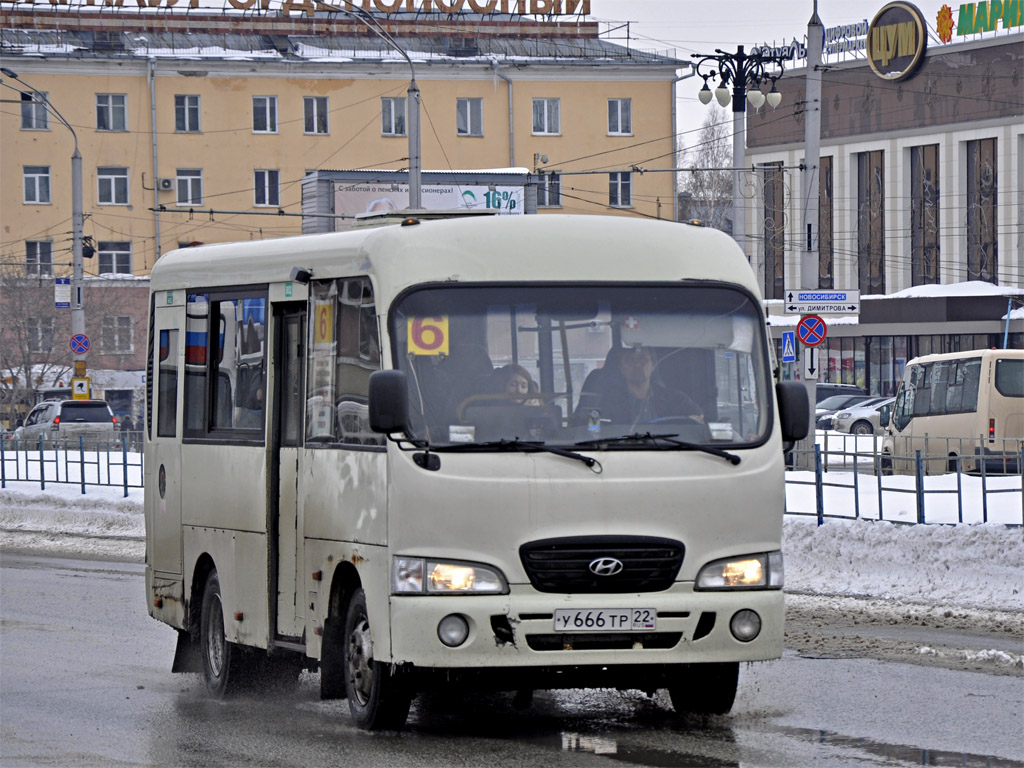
left=1, top=481, right=1022, bottom=615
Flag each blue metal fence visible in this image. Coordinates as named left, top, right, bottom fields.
left=0, top=434, right=143, bottom=498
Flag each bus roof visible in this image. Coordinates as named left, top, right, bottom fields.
left=149, top=215, right=759, bottom=301
left=906, top=348, right=1023, bottom=367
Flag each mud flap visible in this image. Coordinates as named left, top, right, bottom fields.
left=319, top=615, right=347, bottom=700
left=171, top=628, right=203, bottom=674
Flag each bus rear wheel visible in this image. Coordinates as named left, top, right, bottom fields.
left=343, top=588, right=411, bottom=730
left=667, top=662, right=739, bottom=716
left=200, top=569, right=250, bottom=697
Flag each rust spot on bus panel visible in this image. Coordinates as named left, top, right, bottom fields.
left=350, top=553, right=366, bottom=565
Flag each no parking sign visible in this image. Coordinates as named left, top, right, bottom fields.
left=796, top=315, right=827, bottom=347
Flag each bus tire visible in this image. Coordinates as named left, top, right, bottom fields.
left=880, top=455, right=893, bottom=476
left=200, top=569, right=248, bottom=698
left=667, top=662, right=739, bottom=716
left=947, top=454, right=958, bottom=473
left=343, top=588, right=411, bottom=730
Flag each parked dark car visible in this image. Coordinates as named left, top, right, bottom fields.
left=813, top=383, right=866, bottom=404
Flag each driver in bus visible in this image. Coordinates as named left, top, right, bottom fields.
left=578, top=345, right=703, bottom=427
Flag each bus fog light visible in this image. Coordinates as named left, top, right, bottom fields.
left=730, top=610, right=761, bottom=642
left=437, top=614, right=470, bottom=647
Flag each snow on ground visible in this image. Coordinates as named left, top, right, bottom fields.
left=1, top=477, right=1021, bottom=616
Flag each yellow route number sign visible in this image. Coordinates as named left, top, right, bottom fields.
left=407, top=316, right=449, bottom=356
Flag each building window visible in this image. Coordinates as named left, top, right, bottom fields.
left=966, top=138, right=997, bottom=284
left=96, top=94, right=127, bottom=131
left=97, top=166, right=129, bottom=205
left=537, top=172, right=561, bottom=208
left=23, top=166, right=51, bottom=204
left=607, top=98, right=632, bottom=135
left=456, top=97, right=483, bottom=137
left=20, top=92, right=48, bottom=130
left=26, top=241, right=53, bottom=276
left=27, top=317, right=55, bottom=354
left=856, top=149, right=885, bottom=295
left=304, top=96, right=328, bottom=134
left=381, top=97, right=406, bottom=136
left=609, top=171, right=631, bottom=207
left=174, top=95, right=200, bottom=133
left=532, top=98, right=560, bottom=135
left=763, top=162, right=785, bottom=301
left=819, top=155, right=833, bottom=289
left=176, top=169, right=203, bottom=206
left=910, top=144, right=940, bottom=286
left=98, top=242, right=132, bottom=275
left=101, top=315, right=134, bottom=354
left=253, top=96, right=277, bottom=133
left=254, top=169, right=280, bottom=207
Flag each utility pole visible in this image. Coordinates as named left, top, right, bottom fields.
left=795, top=3, right=825, bottom=468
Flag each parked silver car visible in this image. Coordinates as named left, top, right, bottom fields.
left=13, top=400, right=118, bottom=447
left=831, top=397, right=896, bottom=435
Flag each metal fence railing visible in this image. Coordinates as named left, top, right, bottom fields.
left=786, top=434, right=1023, bottom=526
left=0, top=432, right=143, bottom=498
left=2, top=432, right=1020, bottom=525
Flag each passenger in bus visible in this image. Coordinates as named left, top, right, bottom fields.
left=577, top=346, right=702, bottom=427
left=237, top=385, right=264, bottom=429
left=493, top=364, right=543, bottom=406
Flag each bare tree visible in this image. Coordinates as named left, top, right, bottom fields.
left=0, top=259, right=72, bottom=427
left=678, top=105, right=733, bottom=234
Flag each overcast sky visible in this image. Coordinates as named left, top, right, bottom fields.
left=588, top=0, right=904, bottom=145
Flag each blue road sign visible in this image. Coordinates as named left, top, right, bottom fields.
left=796, top=315, right=827, bottom=347
left=781, top=331, right=797, bottom=362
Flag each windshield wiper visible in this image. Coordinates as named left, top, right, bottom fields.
left=574, top=431, right=741, bottom=465
left=435, top=438, right=600, bottom=470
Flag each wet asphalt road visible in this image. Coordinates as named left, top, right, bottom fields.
left=1, top=554, right=1021, bottom=768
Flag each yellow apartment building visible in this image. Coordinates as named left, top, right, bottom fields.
left=0, top=6, right=687, bottom=278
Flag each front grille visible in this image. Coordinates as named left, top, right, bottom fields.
left=526, top=632, right=682, bottom=651
left=519, top=536, right=684, bottom=594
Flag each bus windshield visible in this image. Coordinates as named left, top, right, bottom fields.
left=390, top=284, right=771, bottom=449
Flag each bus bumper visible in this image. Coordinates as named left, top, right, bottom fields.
left=387, top=584, right=783, bottom=674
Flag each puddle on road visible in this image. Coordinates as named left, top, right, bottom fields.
left=549, top=722, right=1020, bottom=767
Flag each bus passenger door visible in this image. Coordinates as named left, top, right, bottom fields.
left=272, top=306, right=306, bottom=639
left=149, top=306, right=183, bottom=576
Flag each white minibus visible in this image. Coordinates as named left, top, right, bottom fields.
left=144, top=215, right=809, bottom=729
left=882, top=348, right=1023, bottom=475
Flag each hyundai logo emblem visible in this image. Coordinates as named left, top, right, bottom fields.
left=588, top=557, right=624, bottom=577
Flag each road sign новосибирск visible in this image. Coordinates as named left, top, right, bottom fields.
left=784, top=288, right=860, bottom=315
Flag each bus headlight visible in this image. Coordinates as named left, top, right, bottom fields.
left=392, top=557, right=508, bottom=594
left=695, top=551, right=783, bottom=590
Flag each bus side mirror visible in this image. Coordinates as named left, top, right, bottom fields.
left=369, top=370, right=410, bottom=435
left=776, top=381, right=810, bottom=444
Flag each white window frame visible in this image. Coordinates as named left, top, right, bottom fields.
left=456, top=97, right=483, bottom=137
left=27, top=316, right=55, bottom=354
left=532, top=98, right=560, bottom=136
left=304, top=96, right=329, bottom=135
left=20, top=92, right=49, bottom=130
left=381, top=97, right=407, bottom=137
left=537, top=171, right=561, bottom=208
left=26, top=241, right=53, bottom=276
left=252, top=96, right=278, bottom=134
left=96, top=93, right=127, bottom=132
left=101, top=315, right=134, bottom=354
left=174, top=94, right=201, bottom=133
left=97, top=166, right=129, bottom=206
left=254, top=169, right=280, bottom=207
left=608, top=98, right=632, bottom=136
left=609, top=171, right=632, bottom=208
left=97, top=241, right=132, bottom=275
left=23, top=166, right=51, bottom=204
left=176, top=169, right=203, bottom=206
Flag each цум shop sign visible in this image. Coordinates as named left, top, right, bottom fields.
left=866, top=1, right=927, bottom=80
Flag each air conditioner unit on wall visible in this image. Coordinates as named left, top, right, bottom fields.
left=158, top=178, right=175, bottom=191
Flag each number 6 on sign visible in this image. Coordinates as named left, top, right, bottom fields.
left=407, top=315, right=449, bottom=356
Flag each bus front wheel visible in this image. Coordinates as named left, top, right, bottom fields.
left=343, top=588, right=412, bottom=730
left=200, top=569, right=248, bottom=697
left=667, top=662, right=739, bottom=716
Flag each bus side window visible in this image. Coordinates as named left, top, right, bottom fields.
left=157, top=329, right=178, bottom=438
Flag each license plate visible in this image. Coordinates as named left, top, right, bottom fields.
left=553, top=608, right=656, bottom=632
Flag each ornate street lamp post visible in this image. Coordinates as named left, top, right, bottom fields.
left=691, top=46, right=787, bottom=258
